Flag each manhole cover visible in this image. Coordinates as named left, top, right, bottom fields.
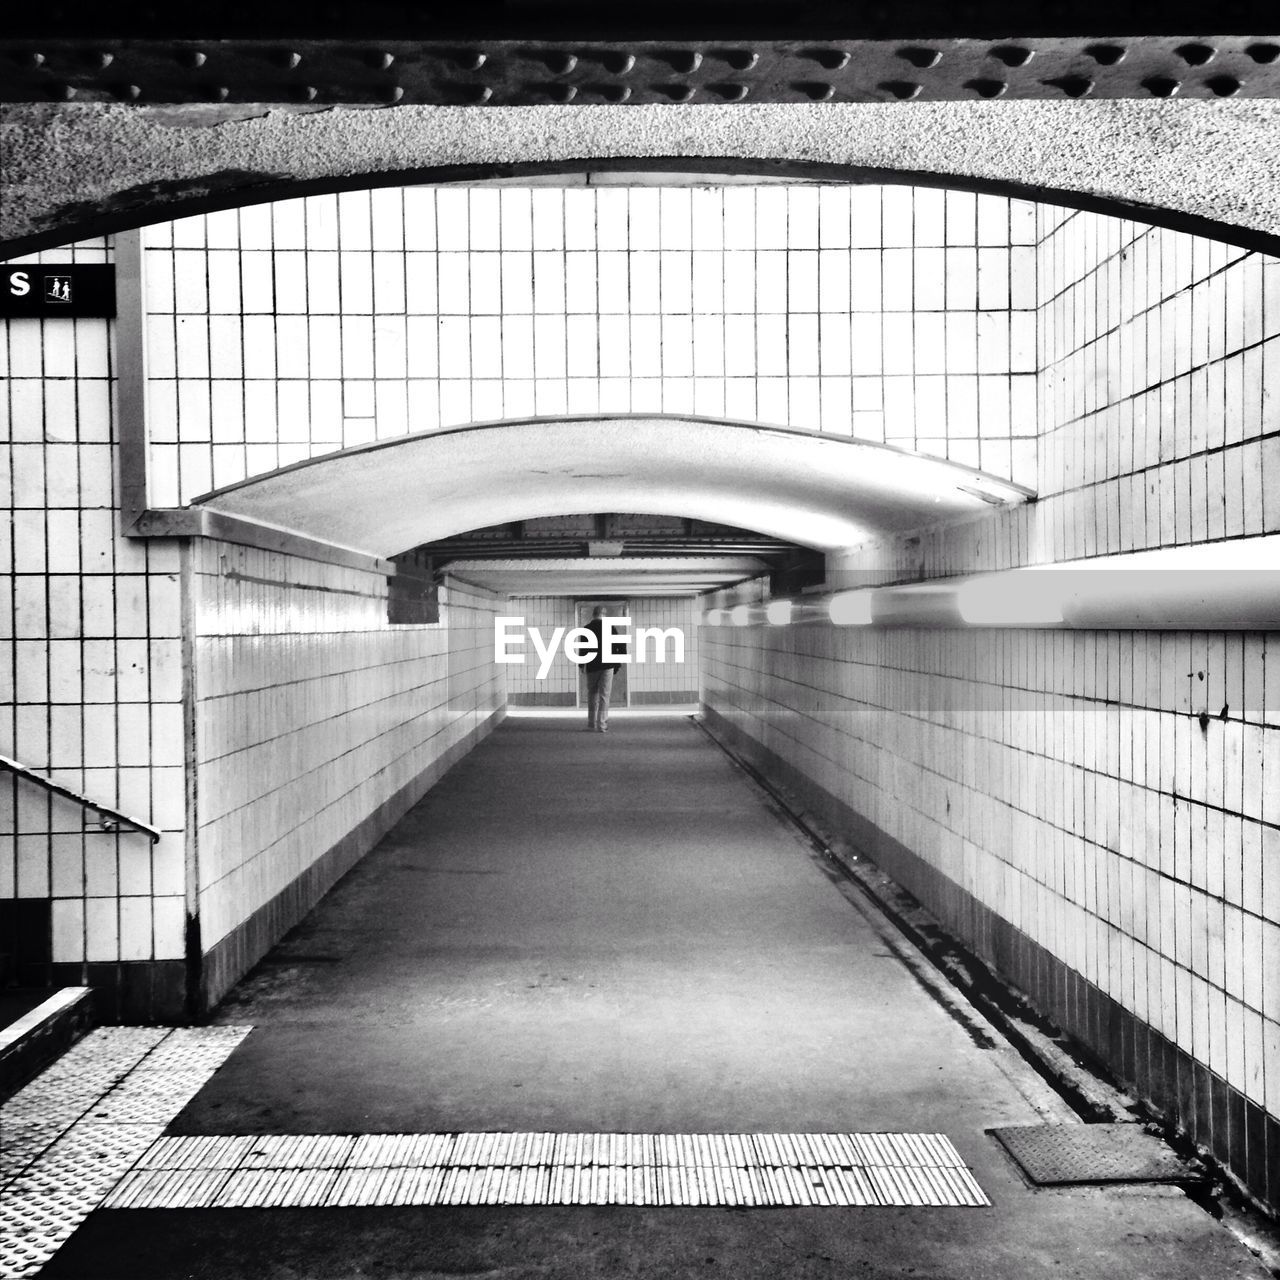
left=989, top=1124, right=1205, bottom=1186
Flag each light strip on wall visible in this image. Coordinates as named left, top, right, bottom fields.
left=949, top=535, right=1280, bottom=629
left=956, top=576, right=1066, bottom=626
left=828, top=591, right=874, bottom=625
left=707, top=539, right=1280, bottom=632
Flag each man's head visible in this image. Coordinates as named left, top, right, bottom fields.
left=592, top=605, right=607, bottom=619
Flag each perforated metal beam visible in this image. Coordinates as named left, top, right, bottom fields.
left=3, top=36, right=1278, bottom=105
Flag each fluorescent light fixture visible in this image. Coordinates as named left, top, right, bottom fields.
left=704, top=609, right=723, bottom=626
left=956, top=574, right=1065, bottom=626
left=766, top=600, right=793, bottom=625
left=827, top=590, right=874, bottom=625
left=730, top=604, right=751, bottom=626
left=957, top=483, right=1017, bottom=506
left=955, top=536, right=1280, bottom=629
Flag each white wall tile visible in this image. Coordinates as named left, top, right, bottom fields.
left=144, top=186, right=1039, bottom=502
left=190, top=547, right=502, bottom=948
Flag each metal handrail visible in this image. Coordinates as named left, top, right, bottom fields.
left=0, top=755, right=162, bottom=843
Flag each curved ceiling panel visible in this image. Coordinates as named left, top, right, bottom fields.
left=194, top=416, right=1032, bottom=558
left=5, top=104, right=1280, bottom=256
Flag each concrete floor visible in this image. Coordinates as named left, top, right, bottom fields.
left=49, top=714, right=1269, bottom=1279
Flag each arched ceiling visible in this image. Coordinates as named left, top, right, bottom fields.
left=193, top=416, right=1031, bottom=559
left=4, top=4, right=1280, bottom=253
left=4, top=101, right=1280, bottom=256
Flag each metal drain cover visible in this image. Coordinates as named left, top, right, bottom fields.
left=989, top=1124, right=1205, bottom=1186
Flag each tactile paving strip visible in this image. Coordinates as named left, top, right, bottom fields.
left=103, top=1131, right=989, bottom=1209
left=0, top=1026, right=251, bottom=1279
left=990, top=1124, right=1205, bottom=1186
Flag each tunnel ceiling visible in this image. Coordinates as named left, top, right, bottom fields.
left=193, top=416, right=1031, bottom=560
left=437, top=557, right=775, bottom=597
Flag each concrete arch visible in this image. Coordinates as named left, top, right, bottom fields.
left=4, top=100, right=1280, bottom=255
left=193, top=415, right=1031, bottom=558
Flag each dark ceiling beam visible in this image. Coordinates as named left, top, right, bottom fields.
left=5, top=1, right=1278, bottom=39
left=404, top=514, right=806, bottom=562
left=4, top=34, right=1278, bottom=103
left=417, top=543, right=801, bottom=558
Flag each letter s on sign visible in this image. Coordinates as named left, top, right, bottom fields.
left=8, top=271, right=31, bottom=297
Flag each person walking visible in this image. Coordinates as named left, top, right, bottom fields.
left=583, top=604, right=625, bottom=733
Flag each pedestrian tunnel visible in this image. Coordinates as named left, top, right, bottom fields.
left=3, top=176, right=1279, bottom=1224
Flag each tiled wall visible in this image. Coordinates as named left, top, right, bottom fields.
left=2, top=232, right=504, bottom=1017
left=832, top=212, right=1280, bottom=586
left=140, top=183, right=1038, bottom=504
left=505, top=595, right=699, bottom=705
left=191, top=550, right=503, bottom=1006
left=628, top=597, right=701, bottom=703
left=503, top=596, right=578, bottom=705
left=1037, top=212, right=1278, bottom=556
left=701, top=215, right=1280, bottom=1210
left=702, top=618, right=1280, bottom=1208
left=2, top=240, right=189, bottom=1017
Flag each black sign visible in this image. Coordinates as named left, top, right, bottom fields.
left=0, top=264, right=116, bottom=318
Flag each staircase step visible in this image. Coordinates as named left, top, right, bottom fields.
left=0, top=987, right=96, bottom=1099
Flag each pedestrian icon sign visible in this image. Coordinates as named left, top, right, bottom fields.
left=1, top=264, right=114, bottom=316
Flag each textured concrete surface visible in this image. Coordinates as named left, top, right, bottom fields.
left=4, top=99, right=1280, bottom=253
left=198, top=417, right=1029, bottom=556
left=47, top=715, right=1270, bottom=1278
